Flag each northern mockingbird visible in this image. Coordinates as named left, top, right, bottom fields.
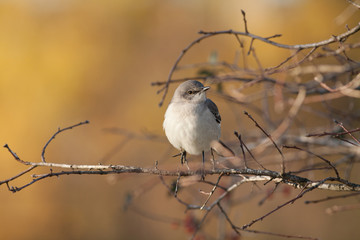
left=163, top=80, right=221, bottom=168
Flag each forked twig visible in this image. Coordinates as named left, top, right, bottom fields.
left=244, top=111, right=286, bottom=173
left=334, top=120, right=360, bottom=145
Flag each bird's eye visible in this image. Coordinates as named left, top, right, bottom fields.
left=187, top=90, right=193, bottom=94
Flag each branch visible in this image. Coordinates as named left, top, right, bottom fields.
left=2, top=151, right=359, bottom=192
left=154, top=21, right=360, bottom=106
left=198, top=22, right=360, bottom=50
left=306, top=127, right=360, bottom=137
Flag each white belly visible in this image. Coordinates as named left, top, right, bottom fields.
left=163, top=101, right=221, bottom=155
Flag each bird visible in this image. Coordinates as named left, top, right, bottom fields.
left=163, top=80, right=221, bottom=169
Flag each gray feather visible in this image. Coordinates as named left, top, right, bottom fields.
left=205, top=99, right=221, bottom=124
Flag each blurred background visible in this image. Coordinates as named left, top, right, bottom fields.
left=0, top=0, right=359, bottom=239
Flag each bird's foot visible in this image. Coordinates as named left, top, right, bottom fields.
left=180, top=150, right=187, bottom=164
left=173, top=150, right=190, bottom=170
left=181, top=151, right=191, bottom=170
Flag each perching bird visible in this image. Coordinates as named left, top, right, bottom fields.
left=163, top=80, right=221, bottom=168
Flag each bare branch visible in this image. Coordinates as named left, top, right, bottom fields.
left=4, top=8, right=360, bottom=239
left=154, top=22, right=360, bottom=106
left=198, top=22, right=360, bottom=50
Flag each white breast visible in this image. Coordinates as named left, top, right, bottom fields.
left=163, top=101, right=221, bottom=155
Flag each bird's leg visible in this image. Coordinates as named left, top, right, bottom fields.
left=210, top=148, right=216, bottom=170
left=201, top=151, right=205, bottom=180
left=181, top=149, right=190, bottom=170
left=173, top=149, right=189, bottom=170
left=180, top=149, right=187, bottom=164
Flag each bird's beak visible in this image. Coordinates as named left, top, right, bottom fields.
left=201, top=86, right=210, bottom=92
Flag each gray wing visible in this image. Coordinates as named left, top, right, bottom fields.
left=205, top=99, right=221, bottom=124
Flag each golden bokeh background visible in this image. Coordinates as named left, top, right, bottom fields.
left=0, top=0, right=359, bottom=239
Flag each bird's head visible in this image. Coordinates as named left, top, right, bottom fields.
left=173, top=80, right=210, bottom=103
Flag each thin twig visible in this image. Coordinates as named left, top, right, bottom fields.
left=41, top=120, right=89, bottom=163
left=0, top=166, right=37, bottom=192
left=217, top=202, right=241, bottom=235
left=265, top=49, right=302, bottom=72
left=305, top=192, right=360, bottom=204
left=334, top=120, right=360, bottom=145
left=156, top=22, right=360, bottom=106
left=157, top=33, right=217, bottom=107
left=199, top=23, right=360, bottom=50
left=306, top=127, right=360, bottom=137
left=241, top=228, right=318, bottom=240
left=241, top=177, right=334, bottom=229
left=3, top=144, right=26, bottom=164
left=234, top=132, right=248, bottom=168
left=200, top=172, right=224, bottom=209
left=283, top=145, right=340, bottom=178
left=267, top=47, right=317, bottom=74
left=234, top=132, right=266, bottom=170
left=244, top=111, right=286, bottom=173
left=241, top=9, right=249, bottom=34
left=258, top=183, right=280, bottom=206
